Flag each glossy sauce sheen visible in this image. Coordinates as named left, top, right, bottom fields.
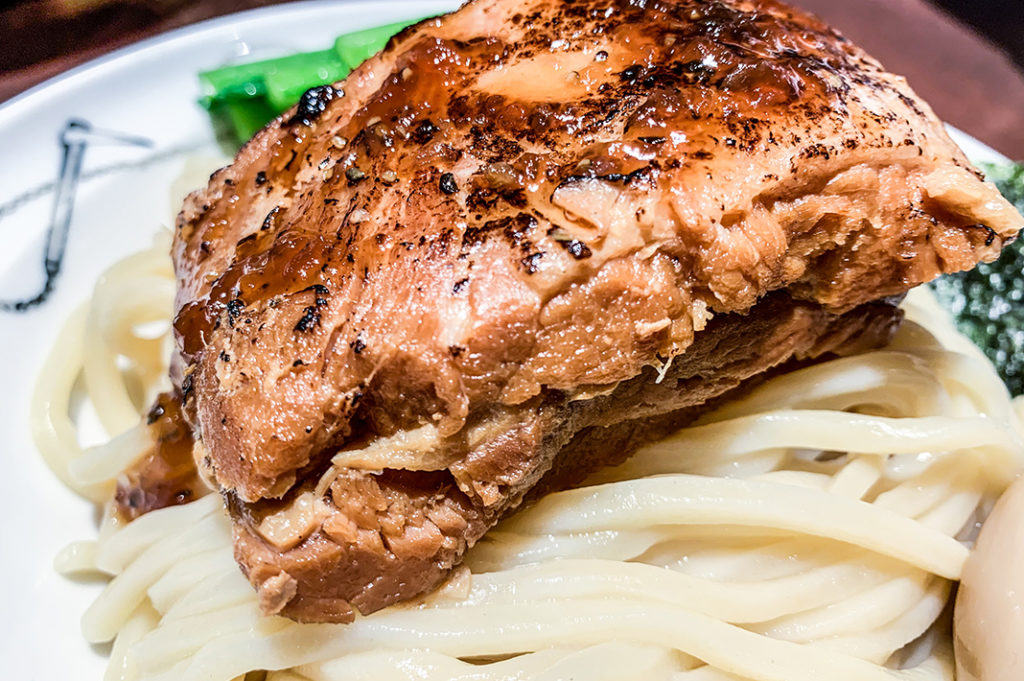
left=114, top=393, right=206, bottom=522
left=175, top=2, right=858, bottom=360
left=171, top=0, right=1023, bottom=622
left=174, top=0, right=1018, bottom=499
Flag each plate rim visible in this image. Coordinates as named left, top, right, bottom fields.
left=0, top=0, right=440, bottom=125
left=1, top=0, right=1009, bottom=167
left=0, top=0, right=1014, bottom=675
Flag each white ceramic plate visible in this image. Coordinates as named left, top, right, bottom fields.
left=0, top=2, right=1009, bottom=677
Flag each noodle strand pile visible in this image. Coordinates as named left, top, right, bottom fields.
left=36, top=239, right=1024, bottom=681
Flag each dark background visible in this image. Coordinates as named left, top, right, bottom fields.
left=2, top=0, right=1024, bottom=156
left=932, top=0, right=1024, bottom=66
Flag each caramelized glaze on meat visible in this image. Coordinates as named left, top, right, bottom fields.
left=171, top=0, right=1024, bottom=621
left=115, top=394, right=208, bottom=522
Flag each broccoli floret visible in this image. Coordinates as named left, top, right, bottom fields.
left=931, top=162, right=1024, bottom=394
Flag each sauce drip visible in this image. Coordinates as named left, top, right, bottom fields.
left=114, top=392, right=207, bottom=522
left=174, top=232, right=336, bottom=360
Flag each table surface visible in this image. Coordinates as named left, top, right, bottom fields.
left=2, top=0, right=1023, bottom=159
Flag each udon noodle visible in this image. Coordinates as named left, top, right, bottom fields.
left=34, top=232, right=1024, bottom=681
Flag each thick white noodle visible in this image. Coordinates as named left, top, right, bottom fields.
left=32, top=248, right=1024, bottom=681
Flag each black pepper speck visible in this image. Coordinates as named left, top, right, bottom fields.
left=440, top=173, right=459, bottom=195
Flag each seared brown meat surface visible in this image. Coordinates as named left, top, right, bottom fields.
left=229, top=294, right=903, bottom=621
left=172, top=0, right=1024, bottom=622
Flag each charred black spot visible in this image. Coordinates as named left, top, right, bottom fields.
left=236, top=234, right=257, bottom=250
left=468, top=125, right=524, bottom=162
left=561, top=239, right=593, bottom=260
left=299, top=283, right=330, bottom=307
left=226, top=299, right=245, bottom=327
left=293, top=359, right=305, bottom=367
left=800, top=143, right=831, bottom=160
left=896, top=91, right=926, bottom=118
left=262, top=206, right=281, bottom=232
left=255, top=171, right=267, bottom=186
left=619, top=64, right=644, bottom=83
left=466, top=187, right=527, bottom=213
left=181, top=374, right=194, bottom=403
left=294, top=306, right=320, bottom=332
left=449, top=345, right=465, bottom=358
left=286, top=85, right=341, bottom=127
left=677, top=60, right=717, bottom=82
left=558, top=165, right=656, bottom=190
left=521, top=252, right=543, bottom=273
left=453, top=277, right=469, bottom=294
left=973, top=224, right=999, bottom=246
left=440, top=173, right=459, bottom=195
left=283, top=149, right=298, bottom=171
left=412, top=119, right=440, bottom=144
left=463, top=213, right=537, bottom=248
left=351, top=337, right=366, bottom=354
left=219, top=351, right=231, bottom=363
left=146, top=402, right=165, bottom=425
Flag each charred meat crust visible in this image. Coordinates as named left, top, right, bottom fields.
left=232, top=292, right=902, bottom=623
left=170, top=0, right=1023, bottom=622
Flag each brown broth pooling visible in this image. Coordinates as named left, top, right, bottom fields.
left=114, top=392, right=207, bottom=522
